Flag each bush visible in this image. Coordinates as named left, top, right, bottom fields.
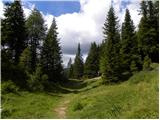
left=143, top=56, right=151, bottom=71
left=1, top=80, right=19, bottom=94
left=27, top=65, right=48, bottom=91
left=130, top=61, right=138, bottom=74
left=73, top=101, right=83, bottom=111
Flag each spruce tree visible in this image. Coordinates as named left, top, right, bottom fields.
left=84, top=42, right=99, bottom=78
left=1, top=1, right=27, bottom=86
left=137, top=1, right=159, bottom=63
left=67, top=58, right=72, bottom=78
left=41, top=18, right=63, bottom=82
left=2, top=1, right=26, bottom=64
left=143, top=55, right=151, bottom=71
left=19, top=47, right=32, bottom=72
left=73, top=43, right=84, bottom=79
left=100, top=6, right=121, bottom=83
left=26, top=9, right=46, bottom=72
left=120, top=9, right=141, bottom=75
left=69, top=64, right=74, bottom=78
left=67, top=58, right=72, bottom=69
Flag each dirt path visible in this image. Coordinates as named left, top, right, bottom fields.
left=54, top=99, right=70, bottom=119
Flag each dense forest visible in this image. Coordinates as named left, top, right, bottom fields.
left=1, top=0, right=159, bottom=118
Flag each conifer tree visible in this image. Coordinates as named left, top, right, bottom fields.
left=26, top=9, right=46, bottom=72
left=1, top=1, right=27, bottom=86
left=120, top=9, right=141, bottom=74
left=41, top=18, right=63, bottom=82
left=2, top=1, right=26, bottom=64
left=84, top=42, right=99, bottom=78
left=69, top=64, right=74, bottom=78
left=67, top=58, right=73, bottom=78
left=137, top=1, right=159, bottom=63
left=73, top=43, right=84, bottom=79
left=67, top=58, right=72, bottom=69
left=100, top=6, right=121, bottom=83
left=19, top=47, right=32, bottom=72
left=143, top=55, right=151, bottom=71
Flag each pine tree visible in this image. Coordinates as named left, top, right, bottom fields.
left=120, top=9, right=141, bottom=75
left=67, top=58, right=72, bottom=69
left=66, top=58, right=72, bottom=78
left=2, top=1, right=26, bottom=64
left=137, top=1, right=159, bottom=63
left=19, top=47, right=32, bottom=72
left=130, top=61, right=138, bottom=74
left=41, top=18, right=64, bottom=82
left=69, top=64, right=74, bottom=78
left=100, top=6, right=121, bottom=83
left=84, top=42, right=99, bottom=78
left=143, top=55, right=151, bottom=71
left=73, top=43, right=84, bottom=79
left=1, top=1, right=28, bottom=87
left=26, top=9, right=46, bottom=72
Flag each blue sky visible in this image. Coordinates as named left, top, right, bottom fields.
left=2, top=0, right=130, bottom=16
left=2, top=0, right=81, bottom=16
left=28, top=1, right=80, bottom=16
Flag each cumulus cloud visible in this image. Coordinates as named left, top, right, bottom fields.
left=55, top=0, right=111, bottom=66
left=56, top=0, right=141, bottom=66
left=1, top=0, right=141, bottom=66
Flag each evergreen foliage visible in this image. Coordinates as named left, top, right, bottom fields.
left=73, top=43, right=84, bottom=79
left=84, top=42, right=99, bottom=78
left=27, top=64, right=48, bottom=91
left=120, top=9, right=141, bottom=75
left=26, top=9, right=46, bottom=72
left=41, top=18, right=64, bottom=82
left=143, top=55, right=152, bottom=71
left=69, top=64, right=74, bottom=78
left=67, top=58, right=72, bottom=69
left=1, top=1, right=26, bottom=64
left=100, top=6, right=121, bottom=83
left=137, top=1, right=159, bottom=63
left=19, top=47, right=32, bottom=72
left=130, top=61, right=138, bottom=74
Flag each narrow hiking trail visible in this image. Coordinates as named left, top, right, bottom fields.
left=54, top=98, right=70, bottom=119
left=53, top=77, right=100, bottom=118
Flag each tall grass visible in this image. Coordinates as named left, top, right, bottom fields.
left=1, top=92, right=61, bottom=118
left=66, top=64, right=159, bottom=119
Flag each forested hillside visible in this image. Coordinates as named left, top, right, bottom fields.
left=1, top=0, right=159, bottom=119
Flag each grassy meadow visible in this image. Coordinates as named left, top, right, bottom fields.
left=1, top=63, right=159, bottom=119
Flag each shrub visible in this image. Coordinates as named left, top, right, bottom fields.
left=130, top=61, right=138, bottom=74
left=143, top=56, right=151, bottom=71
left=73, top=102, right=83, bottom=111
left=27, top=65, right=48, bottom=91
left=1, top=80, right=19, bottom=94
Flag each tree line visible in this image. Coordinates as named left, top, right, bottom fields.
left=1, top=0, right=159, bottom=92
left=67, top=0, right=159, bottom=84
left=2, top=1, right=64, bottom=91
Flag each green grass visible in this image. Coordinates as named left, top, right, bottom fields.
left=1, top=91, right=62, bottom=118
left=66, top=64, right=159, bottom=119
left=1, top=63, right=159, bottom=119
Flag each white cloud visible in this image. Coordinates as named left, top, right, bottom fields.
left=127, top=0, right=141, bottom=28
left=0, top=0, right=4, bottom=18
left=55, top=0, right=111, bottom=65
left=22, top=2, right=35, bottom=19
left=21, top=0, right=141, bottom=66
left=113, top=0, right=141, bottom=28
left=42, top=13, right=54, bottom=29
left=1, top=0, right=142, bottom=66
